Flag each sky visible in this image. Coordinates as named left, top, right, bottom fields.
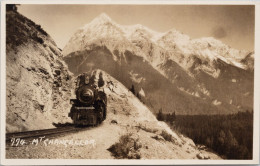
left=18, top=5, right=255, bottom=51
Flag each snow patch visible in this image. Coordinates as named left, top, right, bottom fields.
left=230, top=100, right=233, bottom=105
left=212, top=99, right=222, bottom=106
left=197, top=84, right=210, bottom=96
left=138, top=88, right=145, bottom=97
left=178, top=87, right=200, bottom=98
left=129, top=70, right=145, bottom=83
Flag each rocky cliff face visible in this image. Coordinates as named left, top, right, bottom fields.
left=6, top=10, right=73, bottom=132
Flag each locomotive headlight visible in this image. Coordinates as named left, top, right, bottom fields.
left=83, top=90, right=92, bottom=97
left=76, top=85, right=95, bottom=104
left=80, top=89, right=94, bottom=103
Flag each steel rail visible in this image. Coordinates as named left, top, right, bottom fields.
left=5, top=126, right=88, bottom=143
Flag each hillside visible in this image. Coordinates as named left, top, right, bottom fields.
left=6, top=10, right=73, bottom=132
left=6, top=70, right=221, bottom=159
left=63, top=13, right=254, bottom=115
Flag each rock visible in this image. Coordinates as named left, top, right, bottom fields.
left=197, top=144, right=207, bottom=150
left=54, top=69, right=61, bottom=75
left=196, top=153, right=204, bottom=159
left=197, top=153, right=210, bottom=159
left=151, top=135, right=165, bottom=141
left=113, top=109, right=117, bottom=114
left=111, top=120, right=118, bottom=124
left=204, top=154, right=210, bottom=159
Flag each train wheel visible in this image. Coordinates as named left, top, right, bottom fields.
left=96, top=111, right=102, bottom=125
left=103, top=106, right=106, bottom=120
left=96, top=101, right=106, bottom=122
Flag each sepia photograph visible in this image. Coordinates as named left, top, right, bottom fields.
left=1, top=1, right=259, bottom=165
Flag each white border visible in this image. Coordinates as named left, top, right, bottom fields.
left=0, top=0, right=258, bottom=5
left=253, top=2, right=260, bottom=165
left=0, top=1, right=7, bottom=165
left=1, top=0, right=259, bottom=165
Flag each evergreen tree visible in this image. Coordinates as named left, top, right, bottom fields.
left=136, top=92, right=141, bottom=99
left=225, top=130, right=239, bottom=158
left=217, top=130, right=226, bottom=154
left=157, top=108, right=163, bottom=121
left=6, top=4, right=18, bottom=12
left=169, top=111, right=253, bottom=159
left=205, top=137, right=213, bottom=148
left=130, top=84, right=135, bottom=95
left=98, top=72, right=105, bottom=87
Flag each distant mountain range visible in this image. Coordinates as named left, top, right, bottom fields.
left=63, top=13, right=254, bottom=115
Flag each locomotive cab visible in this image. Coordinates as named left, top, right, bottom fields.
left=69, top=72, right=107, bottom=126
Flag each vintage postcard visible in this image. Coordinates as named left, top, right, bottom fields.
left=1, top=0, right=259, bottom=165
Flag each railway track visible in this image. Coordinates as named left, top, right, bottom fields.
left=6, top=126, right=90, bottom=146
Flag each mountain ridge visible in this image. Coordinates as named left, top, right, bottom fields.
left=63, top=13, right=254, bottom=115
left=63, top=13, right=253, bottom=71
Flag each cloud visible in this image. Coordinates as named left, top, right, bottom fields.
left=211, top=26, right=227, bottom=39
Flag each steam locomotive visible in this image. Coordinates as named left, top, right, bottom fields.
left=68, top=72, right=107, bottom=126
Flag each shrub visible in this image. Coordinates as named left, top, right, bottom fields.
left=36, top=37, right=44, bottom=44
left=160, top=130, right=174, bottom=142
left=136, top=123, right=158, bottom=133
left=107, top=133, right=142, bottom=159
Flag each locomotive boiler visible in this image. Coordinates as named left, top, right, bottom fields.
left=68, top=72, right=107, bottom=126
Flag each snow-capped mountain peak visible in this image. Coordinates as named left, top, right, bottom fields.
left=63, top=13, right=130, bottom=56
left=63, top=13, right=254, bottom=74
left=80, top=13, right=119, bottom=31
left=87, top=13, right=113, bottom=26
left=96, top=13, right=112, bottom=21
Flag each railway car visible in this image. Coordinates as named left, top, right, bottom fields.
left=68, top=72, right=107, bottom=126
